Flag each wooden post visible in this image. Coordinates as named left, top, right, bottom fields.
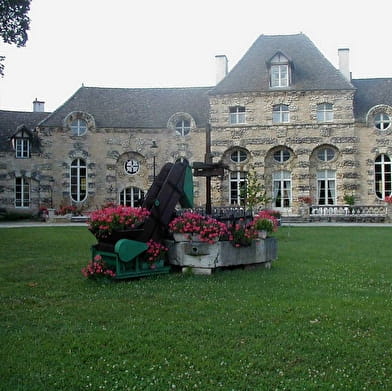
left=205, top=124, right=212, bottom=215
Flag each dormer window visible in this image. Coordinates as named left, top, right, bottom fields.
left=269, top=53, right=290, bottom=88
left=71, top=119, right=88, bottom=136
left=229, top=106, right=246, bottom=124
left=375, top=113, right=391, bottom=130
left=11, top=126, right=32, bottom=158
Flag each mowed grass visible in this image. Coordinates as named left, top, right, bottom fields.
left=1, top=226, right=392, bottom=390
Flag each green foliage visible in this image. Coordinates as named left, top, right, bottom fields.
left=344, top=193, right=355, bottom=205
left=241, top=170, right=271, bottom=212
left=1, top=226, right=392, bottom=390
left=0, top=0, right=31, bottom=76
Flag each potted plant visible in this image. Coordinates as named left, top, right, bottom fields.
left=88, top=205, right=150, bottom=242
left=168, top=211, right=228, bottom=244
left=250, top=210, right=279, bottom=238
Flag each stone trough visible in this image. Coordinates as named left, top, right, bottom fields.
left=166, top=238, right=277, bottom=275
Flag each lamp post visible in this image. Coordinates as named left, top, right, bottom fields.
left=150, top=140, right=158, bottom=180
left=49, top=178, right=55, bottom=208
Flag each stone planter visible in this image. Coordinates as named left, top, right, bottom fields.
left=167, top=238, right=277, bottom=275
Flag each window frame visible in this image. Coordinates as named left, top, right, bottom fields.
left=15, top=177, right=30, bottom=208
left=119, top=186, right=145, bottom=207
left=175, top=119, right=191, bottom=136
left=230, top=149, right=248, bottom=163
left=70, top=119, right=88, bottom=136
left=272, top=104, right=290, bottom=124
left=317, top=103, right=334, bottom=122
left=375, top=154, right=392, bottom=199
left=272, top=170, right=292, bottom=208
left=124, top=160, right=140, bottom=176
left=374, top=113, right=391, bottom=130
left=229, top=171, right=246, bottom=205
left=317, top=169, right=336, bottom=205
left=229, top=106, right=246, bottom=125
left=15, top=137, right=30, bottom=158
left=273, top=148, right=291, bottom=163
left=70, top=158, right=87, bottom=202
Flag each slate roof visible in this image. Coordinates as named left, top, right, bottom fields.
left=210, top=33, right=354, bottom=95
left=352, top=78, right=392, bottom=122
left=0, top=110, right=50, bottom=152
left=41, top=86, right=211, bottom=128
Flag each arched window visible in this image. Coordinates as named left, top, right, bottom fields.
left=230, top=149, right=248, bottom=163
left=71, top=119, right=88, bottom=136
left=119, top=187, right=145, bottom=207
left=317, top=170, right=336, bottom=205
left=175, top=119, right=191, bottom=136
left=317, top=147, right=336, bottom=162
left=70, top=158, right=87, bottom=202
left=273, top=171, right=291, bottom=208
left=374, top=113, right=391, bottom=130
left=375, top=154, right=392, bottom=199
left=273, top=148, right=291, bottom=163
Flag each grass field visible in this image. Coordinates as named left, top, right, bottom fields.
left=1, top=226, right=392, bottom=390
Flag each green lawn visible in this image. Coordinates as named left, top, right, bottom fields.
left=1, top=226, right=392, bottom=390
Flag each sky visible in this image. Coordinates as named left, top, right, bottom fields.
left=1, top=0, right=392, bottom=112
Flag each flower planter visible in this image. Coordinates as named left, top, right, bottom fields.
left=167, top=238, right=277, bottom=274
left=257, top=230, right=268, bottom=239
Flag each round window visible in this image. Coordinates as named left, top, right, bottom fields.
left=374, top=113, right=391, bottom=130
left=124, top=160, right=140, bottom=175
left=230, top=149, right=247, bottom=163
left=71, top=119, right=87, bottom=136
left=273, top=149, right=290, bottom=163
left=317, top=147, right=335, bottom=162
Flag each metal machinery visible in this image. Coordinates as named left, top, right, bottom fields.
left=91, top=161, right=194, bottom=279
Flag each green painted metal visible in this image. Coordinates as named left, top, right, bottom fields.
left=114, top=239, right=148, bottom=262
left=179, top=164, right=194, bottom=208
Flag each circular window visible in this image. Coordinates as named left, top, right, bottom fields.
left=273, top=149, right=290, bottom=163
left=317, top=147, right=335, bottom=162
left=71, top=119, right=87, bottom=136
left=124, top=160, right=140, bottom=175
left=375, top=113, right=391, bottom=130
left=230, top=149, right=247, bottom=163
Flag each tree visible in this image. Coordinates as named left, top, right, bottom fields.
left=240, top=170, right=271, bottom=214
left=0, top=0, right=32, bottom=76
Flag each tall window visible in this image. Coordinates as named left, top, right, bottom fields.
left=175, top=119, right=191, bottom=136
left=229, top=106, right=246, bottom=124
left=270, top=53, right=289, bottom=87
left=71, top=119, right=87, bottom=136
left=229, top=171, right=246, bottom=205
left=15, top=177, right=30, bottom=207
left=15, top=137, right=30, bottom=158
left=70, top=158, right=87, bottom=202
left=317, top=103, right=333, bottom=122
left=273, top=104, right=289, bottom=124
left=119, top=187, right=145, bottom=207
left=375, top=154, right=392, bottom=199
left=317, top=170, right=336, bottom=205
left=273, top=171, right=291, bottom=208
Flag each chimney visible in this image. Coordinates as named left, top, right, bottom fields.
left=338, top=48, right=351, bottom=81
left=33, top=98, right=45, bottom=112
left=215, top=55, right=228, bottom=84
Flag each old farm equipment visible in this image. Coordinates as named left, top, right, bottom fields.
left=91, top=161, right=194, bottom=279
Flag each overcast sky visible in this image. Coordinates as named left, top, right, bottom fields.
left=1, top=0, right=391, bottom=112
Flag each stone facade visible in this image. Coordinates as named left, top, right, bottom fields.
left=1, top=33, right=392, bottom=216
